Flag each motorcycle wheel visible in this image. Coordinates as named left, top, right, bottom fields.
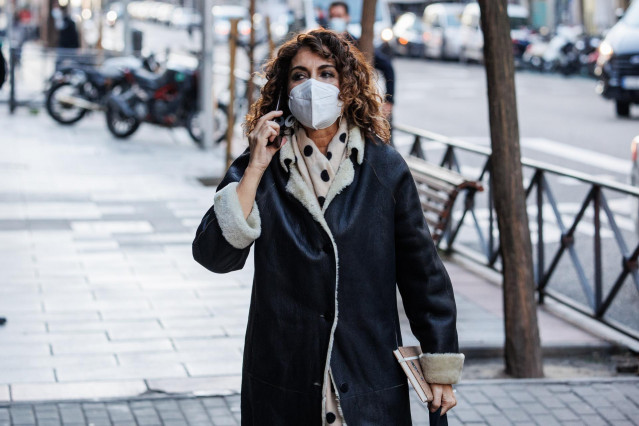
left=46, top=82, right=88, bottom=125
left=186, top=110, right=204, bottom=147
left=105, top=103, right=141, bottom=139
left=186, top=105, right=228, bottom=148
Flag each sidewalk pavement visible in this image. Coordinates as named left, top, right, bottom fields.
left=2, top=379, right=638, bottom=425
left=0, top=111, right=637, bottom=424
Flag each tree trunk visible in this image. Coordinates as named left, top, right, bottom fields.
left=42, top=0, right=58, bottom=48
left=359, top=0, right=377, bottom=64
left=477, top=0, right=544, bottom=378
left=247, top=0, right=256, bottom=108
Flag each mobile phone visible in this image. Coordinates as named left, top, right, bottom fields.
left=266, top=96, right=285, bottom=148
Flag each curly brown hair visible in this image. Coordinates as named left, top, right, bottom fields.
left=243, top=29, right=390, bottom=143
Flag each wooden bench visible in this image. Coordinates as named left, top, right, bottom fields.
left=405, top=156, right=484, bottom=245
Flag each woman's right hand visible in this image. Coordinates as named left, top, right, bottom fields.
left=247, top=110, right=287, bottom=173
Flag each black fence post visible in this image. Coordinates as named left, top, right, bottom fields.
left=537, top=170, right=545, bottom=304
left=593, top=185, right=602, bottom=313
left=9, top=47, right=16, bottom=114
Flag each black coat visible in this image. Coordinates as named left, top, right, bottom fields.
left=193, top=126, right=462, bottom=425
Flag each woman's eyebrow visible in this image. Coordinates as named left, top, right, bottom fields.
left=290, top=65, right=309, bottom=73
left=318, top=64, right=337, bottom=70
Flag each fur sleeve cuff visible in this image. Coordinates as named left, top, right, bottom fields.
left=419, top=353, right=465, bottom=384
left=213, top=182, right=261, bottom=249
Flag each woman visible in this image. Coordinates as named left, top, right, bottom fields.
left=193, top=29, right=464, bottom=425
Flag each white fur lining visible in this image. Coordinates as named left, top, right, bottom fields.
left=213, top=182, right=261, bottom=249
left=322, top=155, right=354, bottom=213
left=419, top=353, right=465, bottom=385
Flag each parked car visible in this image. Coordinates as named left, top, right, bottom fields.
left=422, top=2, right=464, bottom=60
left=595, top=0, right=639, bottom=117
left=458, top=2, right=530, bottom=63
left=389, top=12, right=424, bottom=57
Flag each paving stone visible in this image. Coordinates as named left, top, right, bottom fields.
left=501, top=407, right=532, bottom=423
left=488, top=397, right=520, bottom=409
left=36, top=420, right=62, bottom=426
left=473, top=404, right=500, bottom=417
left=535, top=396, right=567, bottom=409
left=595, top=405, right=630, bottom=420
left=521, top=402, right=546, bottom=415
left=450, top=408, right=484, bottom=423
left=136, top=416, right=162, bottom=425
left=480, top=417, right=511, bottom=426
left=532, top=414, right=561, bottom=426
left=578, top=414, right=608, bottom=425
left=508, top=390, right=536, bottom=403
left=550, top=407, right=580, bottom=421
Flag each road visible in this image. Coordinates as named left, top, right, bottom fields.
left=394, top=57, right=638, bottom=178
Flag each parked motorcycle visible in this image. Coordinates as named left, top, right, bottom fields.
left=46, top=55, right=159, bottom=125
left=522, top=26, right=600, bottom=77
left=104, top=63, right=204, bottom=146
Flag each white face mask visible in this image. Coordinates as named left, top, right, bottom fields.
left=288, top=79, right=342, bottom=130
left=328, top=17, right=347, bottom=33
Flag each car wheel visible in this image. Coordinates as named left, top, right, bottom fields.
left=616, top=101, right=630, bottom=117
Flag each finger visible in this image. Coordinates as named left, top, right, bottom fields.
left=269, top=136, right=287, bottom=150
left=440, top=401, right=456, bottom=416
left=264, top=128, right=278, bottom=143
left=258, top=110, right=284, bottom=123
left=442, top=388, right=457, bottom=416
left=429, top=386, right=443, bottom=413
left=265, top=120, right=281, bottom=134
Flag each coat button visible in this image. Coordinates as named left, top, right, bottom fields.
left=326, top=412, right=337, bottom=423
left=340, top=383, right=349, bottom=393
left=322, top=312, right=333, bottom=322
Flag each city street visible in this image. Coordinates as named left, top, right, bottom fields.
left=2, top=16, right=639, bottom=426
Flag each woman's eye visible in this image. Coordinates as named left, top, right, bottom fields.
left=292, top=73, right=307, bottom=81
left=321, top=71, right=335, bottom=78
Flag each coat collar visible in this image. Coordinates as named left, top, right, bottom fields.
left=279, top=123, right=365, bottom=216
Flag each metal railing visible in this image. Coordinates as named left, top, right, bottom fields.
left=395, top=123, right=639, bottom=342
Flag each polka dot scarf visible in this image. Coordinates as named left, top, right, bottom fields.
left=291, top=118, right=349, bottom=209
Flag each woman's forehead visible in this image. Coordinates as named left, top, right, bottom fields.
left=290, top=47, right=336, bottom=69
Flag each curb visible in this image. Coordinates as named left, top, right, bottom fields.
left=460, top=342, right=621, bottom=359
left=457, top=375, right=639, bottom=386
